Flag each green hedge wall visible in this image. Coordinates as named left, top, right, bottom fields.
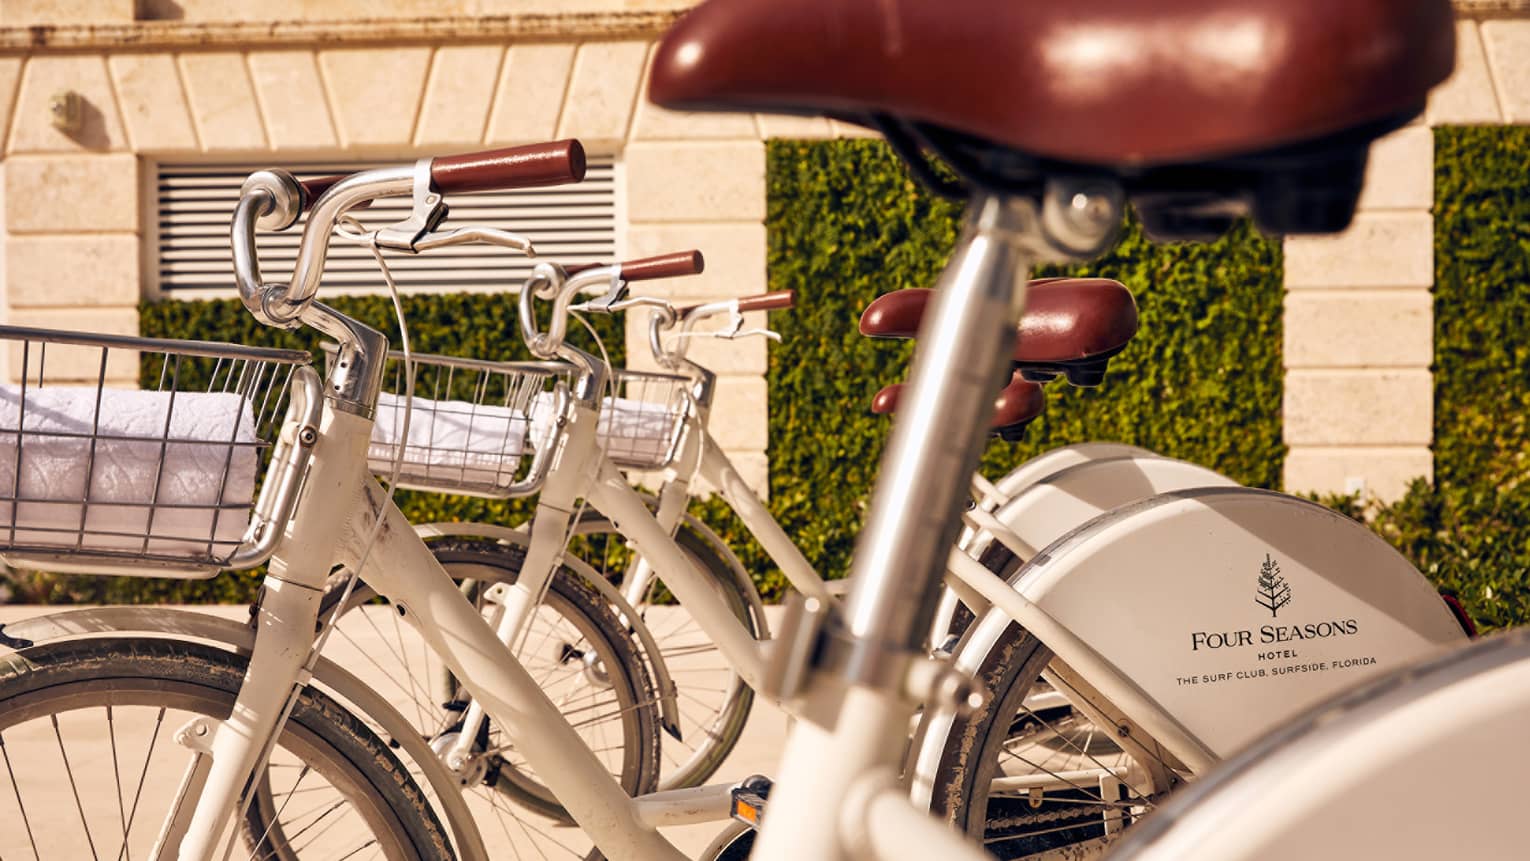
left=1364, top=126, right=1530, bottom=631
left=726, top=140, right=1285, bottom=594
left=4, top=292, right=623, bottom=604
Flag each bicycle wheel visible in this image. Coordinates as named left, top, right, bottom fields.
left=312, top=538, right=660, bottom=860
left=0, top=636, right=451, bottom=861
left=927, top=615, right=1175, bottom=859
left=567, top=511, right=762, bottom=790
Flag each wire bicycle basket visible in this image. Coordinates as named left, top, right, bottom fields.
left=600, top=368, right=695, bottom=471
left=363, top=350, right=575, bottom=498
left=0, top=325, right=318, bottom=579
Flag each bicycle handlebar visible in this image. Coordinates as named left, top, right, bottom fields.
left=564, top=250, right=705, bottom=281
left=298, top=174, right=371, bottom=212
left=679, top=289, right=794, bottom=320
left=296, top=141, right=584, bottom=212
left=430, top=139, right=587, bottom=194
left=622, top=250, right=705, bottom=282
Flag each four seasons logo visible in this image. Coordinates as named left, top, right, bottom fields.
left=1190, top=553, right=1359, bottom=651
left=1255, top=554, right=1291, bottom=618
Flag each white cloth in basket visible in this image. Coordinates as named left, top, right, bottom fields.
left=369, top=392, right=547, bottom=487
left=368, top=390, right=678, bottom=485
left=0, top=385, right=258, bottom=558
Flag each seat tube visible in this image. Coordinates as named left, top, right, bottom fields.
left=755, top=193, right=1037, bottom=861
left=843, top=192, right=1036, bottom=673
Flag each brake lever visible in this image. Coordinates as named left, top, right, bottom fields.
left=374, top=158, right=449, bottom=251
left=412, top=225, right=537, bottom=256
left=675, top=311, right=781, bottom=342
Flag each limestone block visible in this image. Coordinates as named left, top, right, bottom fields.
left=108, top=54, right=198, bottom=152
left=1283, top=370, right=1431, bottom=446
left=706, top=375, right=768, bottom=451
left=6, top=235, right=140, bottom=308
left=0, top=58, right=25, bottom=146
left=416, top=45, right=504, bottom=147
left=179, top=52, right=267, bottom=152
left=1284, top=213, right=1432, bottom=289
left=9, top=55, right=127, bottom=153
left=557, top=41, right=649, bottom=148
left=247, top=51, right=338, bottom=151
left=6, top=154, right=139, bottom=233
left=319, top=47, right=432, bottom=148
left=624, top=223, right=766, bottom=298
left=1357, top=126, right=1432, bottom=212
left=0, top=0, right=133, bottom=25
left=1428, top=21, right=1503, bottom=125
left=756, top=114, right=834, bottom=140
left=486, top=44, right=575, bottom=145
left=623, top=309, right=768, bottom=376
left=626, top=141, right=766, bottom=223
left=1482, top=21, right=1530, bottom=123
left=4, top=307, right=139, bottom=384
left=1283, top=290, right=1432, bottom=369
left=830, top=119, right=882, bottom=139
left=632, top=101, right=758, bottom=142
left=632, top=48, right=756, bottom=141
left=1282, top=447, right=1433, bottom=504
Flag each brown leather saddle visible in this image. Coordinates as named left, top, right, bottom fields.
left=861, top=277, right=1137, bottom=438
left=870, top=373, right=1045, bottom=441
left=649, top=0, right=1454, bottom=239
left=861, top=278, right=1138, bottom=386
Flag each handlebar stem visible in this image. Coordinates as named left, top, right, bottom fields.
left=231, top=175, right=389, bottom=416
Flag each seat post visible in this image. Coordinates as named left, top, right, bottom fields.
left=754, top=192, right=1045, bottom=860
left=842, top=192, right=1040, bottom=679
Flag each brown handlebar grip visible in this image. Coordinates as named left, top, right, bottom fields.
left=736, top=290, right=795, bottom=314
left=298, top=174, right=371, bottom=211
left=680, top=290, right=795, bottom=320
left=431, top=139, right=587, bottom=194
left=618, top=250, right=705, bottom=282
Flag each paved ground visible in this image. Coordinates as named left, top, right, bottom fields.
left=0, top=603, right=788, bottom=860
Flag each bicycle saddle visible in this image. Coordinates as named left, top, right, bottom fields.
left=872, top=373, right=1044, bottom=442
left=860, top=279, right=1137, bottom=386
left=649, top=0, right=1455, bottom=238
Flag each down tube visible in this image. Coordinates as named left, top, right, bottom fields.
left=698, top=432, right=833, bottom=606
left=348, top=477, right=687, bottom=861
left=589, top=458, right=769, bottom=692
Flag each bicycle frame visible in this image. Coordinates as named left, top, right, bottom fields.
left=147, top=159, right=988, bottom=861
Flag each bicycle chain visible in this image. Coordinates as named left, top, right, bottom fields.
left=986, top=804, right=1118, bottom=831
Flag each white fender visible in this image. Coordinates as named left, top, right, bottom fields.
left=991, top=454, right=1238, bottom=559
left=1109, top=631, right=1530, bottom=861
left=932, top=454, right=1233, bottom=646
left=932, top=487, right=1467, bottom=779
left=990, top=442, right=1157, bottom=501
left=414, top=521, right=689, bottom=741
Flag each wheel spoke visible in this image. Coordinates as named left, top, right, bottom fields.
left=53, top=713, right=101, bottom=860
left=117, top=707, right=167, bottom=861
left=0, top=731, right=41, bottom=861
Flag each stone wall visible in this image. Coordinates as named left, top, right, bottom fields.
left=0, top=9, right=1526, bottom=501
left=1282, top=16, right=1530, bottom=501
left=0, top=16, right=872, bottom=495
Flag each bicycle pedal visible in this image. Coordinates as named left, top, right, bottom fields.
left=730, top=775, right=772, bottom=829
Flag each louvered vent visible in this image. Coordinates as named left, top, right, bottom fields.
left=156, top=159, right=616, bottom=294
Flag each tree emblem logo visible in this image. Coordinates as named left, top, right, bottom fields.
left=1256, top=554, right=1291, bottom=617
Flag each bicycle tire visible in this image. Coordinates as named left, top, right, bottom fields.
left=567, top=511, right=761, bottom=790
left=927, top=611, right=1168, bottom=859
left=0, top=636, right=452, bottom=861
left=311, top=538, right=660, bottom=860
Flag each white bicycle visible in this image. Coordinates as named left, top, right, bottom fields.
left=0, top=0, right=1462, bottom=854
